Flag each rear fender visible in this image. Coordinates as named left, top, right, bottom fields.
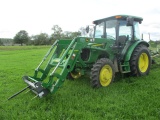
left=124, top=41, right=149, bottom=62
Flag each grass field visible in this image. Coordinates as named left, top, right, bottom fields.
left=0, top=46, right=160, bottom=120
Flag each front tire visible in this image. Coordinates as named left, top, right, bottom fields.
left=130, top=44, right=151, bottom=76
left=67, top=70, right=81, bottom=80
left=90, top=58, right=115, bottom=88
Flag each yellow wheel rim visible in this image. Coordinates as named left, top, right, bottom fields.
left=138, top=53, right=149, bottom=73
left=71, top=72, right=81, bottom=79
left=99, top=65, right=112, bottom=86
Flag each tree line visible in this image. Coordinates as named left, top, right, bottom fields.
left=0, top=38, right=13, bottom=46
left=0, top=25, right=84, bottom=46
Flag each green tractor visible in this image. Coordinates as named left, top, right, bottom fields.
left=8, top=15, right=151, bottom=99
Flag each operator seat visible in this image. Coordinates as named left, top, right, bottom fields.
left=118, top=35, right=128, bottom=46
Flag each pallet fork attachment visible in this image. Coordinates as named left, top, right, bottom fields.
left=8, top=76, right=49, bottom=100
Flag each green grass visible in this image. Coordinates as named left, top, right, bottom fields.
left=0, top=46, right=160, bottom=120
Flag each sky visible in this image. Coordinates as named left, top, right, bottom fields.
left=0, top=0, right=160, bottom=41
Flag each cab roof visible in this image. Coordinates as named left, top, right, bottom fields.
left=93, top=15, right=143, bottom=25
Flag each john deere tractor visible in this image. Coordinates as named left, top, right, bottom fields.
left=8, top=15, right=151, bottom=99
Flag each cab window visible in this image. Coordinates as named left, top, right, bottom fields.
left=95, top=22, right=104, bottom=38
left=106, top=20, right=116, bottom=40
left=134, top=21, right=141, bottom=40
left=119, top=20, right=132, bottom=40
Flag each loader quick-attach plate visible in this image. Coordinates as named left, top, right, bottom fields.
left=23, top=76, right=49, bottom=98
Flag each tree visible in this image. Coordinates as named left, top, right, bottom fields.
left=50, top=25, right=63, bottom=42
left=14, top=30, right=29, bottom=46
left=0, top=38, right=13, bottom=46
left=50, top=25, right=82, bottom=44
left=70, top=31, right=81, bottom=38
left=61, top=31, right=79, bottom=39
left=79, top=27, right=86, bottom=36
left=0, top=40, right=4, bottom=46
left=32, top=33, right=49, bottom=45
left=62, top=31, right=72, bottom=39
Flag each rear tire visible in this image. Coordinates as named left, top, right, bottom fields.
left=90, top=58, right=115, bottom=88
left=130, top=44, right=151, bottom=76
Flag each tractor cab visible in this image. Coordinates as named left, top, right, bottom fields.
left=92, top=15, right=143, bottom=46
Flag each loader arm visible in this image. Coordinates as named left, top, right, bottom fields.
left=23, top=37, right=89, bottom=97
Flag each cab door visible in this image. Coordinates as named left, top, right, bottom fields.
left=117, top=20, right=133, bottom=61
left=117, top=20, right=132, bottom=48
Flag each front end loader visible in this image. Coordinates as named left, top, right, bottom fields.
left=8, top=15, right=151, bottom=100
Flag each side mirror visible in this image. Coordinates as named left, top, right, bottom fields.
left=126, top=17, right=134, bottom=26
left=86, top=26, right=89, bottom=33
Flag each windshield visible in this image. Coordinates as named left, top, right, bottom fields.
left=94, top=20, right=117, bottom=39
left=95, top=22, right=104, bottom=38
